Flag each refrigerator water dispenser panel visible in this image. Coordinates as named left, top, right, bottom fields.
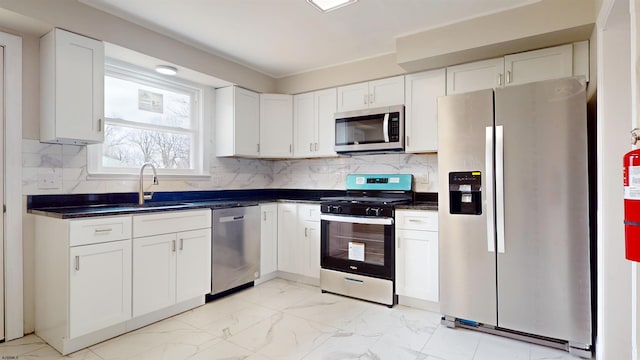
left=449, top=171, right=482, bottom=215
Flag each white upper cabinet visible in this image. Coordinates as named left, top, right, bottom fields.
left=504, top=44, right=573, bottom=86
left=404, top=68, right=446, bottom=153
left=337, top=75, right=404, bottom=112
left=216, top=86, right=260, bottom=157
left=293, top=88, right=337, bottom=158
left=446, top=42, right=586, bottom=95
left=260, top=94, right=293, bottom=158
left=446, top=58, right=505, bottom=95
left=40, top=28, right=104, bottom=144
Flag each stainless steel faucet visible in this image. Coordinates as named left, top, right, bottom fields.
left=139, top=162, right=159, bottom=205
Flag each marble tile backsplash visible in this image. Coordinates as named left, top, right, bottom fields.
left=22, top=139, right=438, bottom=195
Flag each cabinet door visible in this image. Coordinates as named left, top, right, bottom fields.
left=446, top=58, right=504, bottom=95
left=337, top=82, right=370, bottom=112
left=133, top=233, right=177, bottom=317
left=260, top=203, right=279, bottom=276
left=315, top=88, right=338, bottom=157
left=293, top=92, right=316, bottom=158
left=42, top=28, right=104, bottom=144
left=235, top=87, right=261, bottom=157
left=368, top=75, right=405, bottom=108
left=395, top=229, right=439, bottom=302
left=504, top=44, right=573, bottom=87
left=404, top=69, right=446, bottom=153
left=302, top=219, right=321, bottom=279
left=69, top=240, right=131, bottom=338
left=277, top=203, right=302, bottom=274
left=176, top=228, right=211, bottom=302
left=260, top=94, right=293, bottom=158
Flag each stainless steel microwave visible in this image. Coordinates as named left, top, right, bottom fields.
left=334, top=105, right=404, bottom=154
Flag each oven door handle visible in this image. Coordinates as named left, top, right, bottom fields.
left=320, top=214, right=394, bottom=226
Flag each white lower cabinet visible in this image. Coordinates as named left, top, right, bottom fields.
left=395, top=210, right=439, bottom=303
left=277, top=203, right=321, bottom=281
left=69, top=239, right=132, bottom=339
left=132, top=210, right=211, bottom=317
left=35, top=209, right=211, bottom=355
left=259, top=203, right=279, bottom=281
left=35, top=215, right=133, bottom=355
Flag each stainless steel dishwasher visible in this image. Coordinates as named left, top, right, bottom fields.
left=210, top=205, right=260, bottom=296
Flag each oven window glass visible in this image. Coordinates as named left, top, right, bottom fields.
left=325, top=222, right=387, bottom=266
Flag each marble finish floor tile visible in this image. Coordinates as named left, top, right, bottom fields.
left=0, top=278, right=589, bottom=360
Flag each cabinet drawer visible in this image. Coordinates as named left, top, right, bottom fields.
left=298, top=204, right=320, bottom=221
left=133, top=209, right=211, bottom=238
left=395, top=210, right=438, bottom=231
left=69, top=216, right=132, bottom=246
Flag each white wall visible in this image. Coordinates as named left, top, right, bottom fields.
left=596, top=0, right=633, bottom=359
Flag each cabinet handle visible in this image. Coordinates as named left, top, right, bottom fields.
left=315, top=143, right=318, bottom=151
left=94, top=227, right=113, bottom=233
left=498, top=74, right=503, bottom=86
left=397, top=237, right=400, bottom=249
left=172, top=240, right=176, bottom=252
left=363, top=94, right=368, bottom=105
left=257, top=144, right=260, bottom=153
left=74, top=256, right=80, bottom=271
left=305, top=227, right=308, bottom=237
left=408, top=219, right=422, bottom=223
left=310, top=143, right=313, bottom=152
left=263, top=211, right=266, bottom=221
left=179, top=238, right=184, bottom=250
left=98, top=118, right=103, bottom=132
left=406, top=136, right=410, bottom=147
left=289, top=144, right=292, bottom=153
left=369, top=93, right=374, bottom=104
left=506, top=70, right=512, bottom=84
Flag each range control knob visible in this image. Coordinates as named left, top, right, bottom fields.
left=374, top=208, right=383, bottom=216
left=331, top=205, right=342, bottom=214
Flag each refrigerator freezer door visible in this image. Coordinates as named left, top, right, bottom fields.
left=495, top=77, right=591, bottom=344
left=437, top=89, right=497, bottom=326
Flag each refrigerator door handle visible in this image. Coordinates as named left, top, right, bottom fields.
left=496, top=125, right=505, bottom=253
left=485, top=126, right=495, bottom=253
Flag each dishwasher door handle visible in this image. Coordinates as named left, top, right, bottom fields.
left=219, top=215, right=246, bottom=223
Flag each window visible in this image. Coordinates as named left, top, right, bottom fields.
left=88, top=63, right=207, bottom=176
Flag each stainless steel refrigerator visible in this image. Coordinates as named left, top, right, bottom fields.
left=437, top=76, right=592, bottom=357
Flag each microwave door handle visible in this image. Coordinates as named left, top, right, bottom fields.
left=383, top=113, right=390, bottom=142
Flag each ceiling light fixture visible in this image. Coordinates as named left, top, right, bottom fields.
left=155, top=65, right=178, bottom=76
left=307, top=0, right=358, bottom=13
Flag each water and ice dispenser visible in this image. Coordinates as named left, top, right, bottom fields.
left=449, top=171, right=482, bottom=215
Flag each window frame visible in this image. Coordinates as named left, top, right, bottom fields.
left=88, top=61, right=209, bottom=178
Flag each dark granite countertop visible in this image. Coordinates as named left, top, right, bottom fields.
left=27, top=189, right=437, bottom=219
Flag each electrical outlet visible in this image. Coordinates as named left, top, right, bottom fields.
left=417, top=174, right=429, bottom=184
left=37, top=173, right=60, bottom=189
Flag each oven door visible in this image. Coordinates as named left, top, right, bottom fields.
left=320, top=214, right=394, bottom=280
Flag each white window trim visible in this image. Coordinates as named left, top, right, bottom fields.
left=88, top=61, right=210, bottom=178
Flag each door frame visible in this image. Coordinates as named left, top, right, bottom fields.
left=0, top=31, right=23, bottom=340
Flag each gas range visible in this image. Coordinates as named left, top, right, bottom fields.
left=320, top=195, right=412, bottom=217
left=319, top=174, right=413, bottom=307
left=320, top=174, right=414, bottom=217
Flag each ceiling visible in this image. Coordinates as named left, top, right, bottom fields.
left=79, top=0, right=540, bottom=79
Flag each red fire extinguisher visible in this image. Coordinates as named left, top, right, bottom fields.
left=624, top=128, right=640, bottom=261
